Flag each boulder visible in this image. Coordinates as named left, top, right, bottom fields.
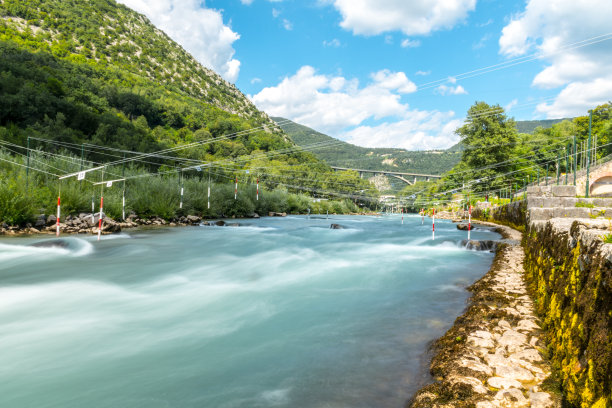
left=34, top=215, right=46, bottom=229
left=47, top=215, right=57, bottom=226
left=215, top=220, right=226, bottom=227
left=330, top=224, right=345, bottom=229
left=186, top=215, right=201, bottom=225
left=462, top=239, right=498, bottom=252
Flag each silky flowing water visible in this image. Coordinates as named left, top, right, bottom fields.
left=0, top=215, right=498, bottom=408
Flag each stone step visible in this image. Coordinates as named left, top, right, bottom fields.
left=528, top=207, right=591, bottom=221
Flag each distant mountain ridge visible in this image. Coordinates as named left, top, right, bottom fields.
left=272, top=117, right=461, bottom=175
left=273, top=117, right=572, bottom=176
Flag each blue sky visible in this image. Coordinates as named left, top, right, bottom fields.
left=118, top=0, right=612, bottom=150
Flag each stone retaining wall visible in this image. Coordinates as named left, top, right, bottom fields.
left=523, top=219, right=611, bottom=408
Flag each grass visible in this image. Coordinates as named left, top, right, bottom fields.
left=575, top=201, right=595, bottom=208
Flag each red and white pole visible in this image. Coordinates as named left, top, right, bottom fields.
left=401, top=207, right=404, bottom=224
left=97, top=196, right=104, bottom=241
left=234, top=176, right=238, bottom=200
left=468, top=205, right=472, bottom=240
left=421, top=208, right=424, bottom=225
left=207, top=184, right=211, bottom=209
left=56, top=195, right=61, bottom=237
left=432, top=208, right=435, bottom=240
left=256, top=178, right=259, bottom=201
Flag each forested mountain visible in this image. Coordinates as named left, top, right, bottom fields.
left=272, top=117, right=462, bottom=175
left=516, top=118, right=571, bottom=134
left=0, top=0, right=375, bottom=224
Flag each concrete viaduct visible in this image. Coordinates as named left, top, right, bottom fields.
left=330, top=166, right=442, bottom=185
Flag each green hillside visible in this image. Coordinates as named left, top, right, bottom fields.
left=272, top=117, right=461, bottom=175
left=0, top=0, right=375, bottom=224
left=516, top=118, right=571, bottom=134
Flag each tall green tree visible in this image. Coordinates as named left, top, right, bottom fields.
left=456, top=102, right=518, bottom=192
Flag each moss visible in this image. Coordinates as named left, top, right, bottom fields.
left=522, top=222, right=611, bottom=408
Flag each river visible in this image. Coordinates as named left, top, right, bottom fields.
left=0, top=215, right=498, bottom=408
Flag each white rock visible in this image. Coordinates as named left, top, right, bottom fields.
left=472, top=330, right=494, bottom=339
left=516, top=319, right=540, bottom=332
left=512, top=348, right=542, bottom=362
left=459, top=359, right=494, bottom=376
left=498, top=330, right=528, bottom=353
left=496, top=365, right=535, bottom=382
left=468, top=335, right=495, bottom=349
left=476, top=401, right=497, bottom=408
left=488, top=376, right=523, bottom=389
left=448, top=375, right=489, bottom=394
left=494, top=388, right=529, bottom=407
left=498, top=320, right=511, bottom=330
left=529, top=391, right=554, bottom=408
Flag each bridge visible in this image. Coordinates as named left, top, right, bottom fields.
left=330, top=166, right=442, bottom=185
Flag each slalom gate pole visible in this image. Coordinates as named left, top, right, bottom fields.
left=468, top=205, right=472, bottom=241
left=91, top=189, right=95, bottom=224
left=98, top=196, right=103, bottom=241
left=207, top=169, right=211, bottom=209
left=401, top=208, right=404, bottom=225
left=432, top=208, right=435, bottom=240
left=56, top=193, right=61, bottom=237
left=98, top=167, right=105, bottom=241
left=326, top=210, right=329, bottom=219
left=122, top=187, right=125, bottom=221
left=235, top=176, right=238, bottom=200
left=256, top=178, right=259, bottom=201
left=179, top=170, right=184, bottom=209
left=421, top=208, right=424, bottom=225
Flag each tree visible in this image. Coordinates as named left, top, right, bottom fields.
left=456, top=102, right=518, bottom=192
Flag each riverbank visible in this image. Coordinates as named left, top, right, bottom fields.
left=408, top=222, right=560, bottom=408
left=0, top=211, right=381, bottom=236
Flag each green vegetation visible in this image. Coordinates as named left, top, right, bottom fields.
left=0, top=149, right=367, bottom=225
left=523, top=227, right=611, bottom=408
left=273, top=117, right=462, bottom=176
left=0, top=0, right=376, bottom=225
left=405, top=101, right=612, bottom=211
left=576, top=201, right=595, bottom=208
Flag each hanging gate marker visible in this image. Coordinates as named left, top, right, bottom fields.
left=235, top=176, right=238, bottom=200
left=56, top=194, right=61, bottom=237
left=98, top=196, right=104, bottom=241
left=256, top=178, right=259, bottom=201
left=207, top=168, right=211, bottom=210
left=468, top=205, right=472, bottom=241
left=401, top=208, right=404, bottom=224
left=432, top=208, right=435, bottom=240
left=92, top=177, right=124, bottom=241
left=421, top=208, right=424, bottom=225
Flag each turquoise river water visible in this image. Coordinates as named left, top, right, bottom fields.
left=0, top=215, right=498, bottom=408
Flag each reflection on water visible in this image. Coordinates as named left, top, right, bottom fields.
left=0, top=215, right=497, bottom=408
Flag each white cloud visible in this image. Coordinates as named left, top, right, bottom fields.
left=435, top=84, right=467, bottom=95
left=536, top=76, right=612, bottom=117
left=240, top=0, right=254, bottom=4
left=323, top=38, right=342, bottom=47
left=401, top=38, right=421, bottom=48
left=330, top=0, right=476, bottom=36
left=342, top=114, right=462, bottom=150
left=499, top=0, right=612, bottom=117
left=505, top=99, right=518, bottom=112
left=250, top=77, right=262, bottom=84
left=272, top=8, right=281, bottom=18
left=282, top=19, right=293, bottom=30
left=371, top=70, right=417, bottom=94
left=472, top=33, right=490, bottom=50
left=415, top=70, right=431, bottom=76
left=117, top=0, right=241, bottom=82
left=250, top=66, right=459, bottom=150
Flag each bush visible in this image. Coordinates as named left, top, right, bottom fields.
left=0, top=175, right=36, bottom=225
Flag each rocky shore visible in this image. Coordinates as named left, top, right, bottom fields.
left=408, top=223, right=560, bottom=408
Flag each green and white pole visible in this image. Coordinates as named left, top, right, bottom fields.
left=586, top=110, right=592, bottom=198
